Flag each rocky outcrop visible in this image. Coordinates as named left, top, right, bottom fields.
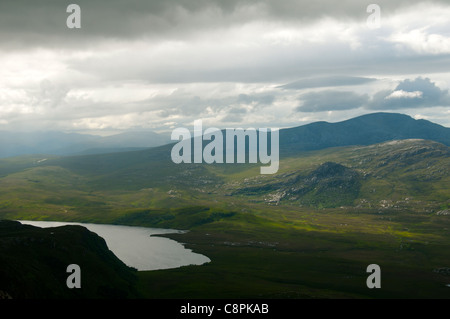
left=0, top=290, right=12, bottom=299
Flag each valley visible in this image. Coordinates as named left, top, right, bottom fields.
left=0, top=113, right=449, bottom=298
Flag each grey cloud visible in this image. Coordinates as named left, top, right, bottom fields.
left=1, top=0, right=449, bottom=49
left=237, top=94, right=274, bottom=106
left=156, top=91, right=275, bottom=117
left=228, top=106, right=247, bottom=114
left=279, top=76, right=377, bottom=90
left=37, top=79, right=69, bottom=108
left=176, top=96, right=208, bottom=116
left=2, top=1, right=450, bottom=132
left=156, top=95, right=210, bottom=118
left=221, top=113, right=244, bottom=123
left=296, top=90, right=368, bottom=112
left=66, top=36, right=450, bottom=84
left=367, top=77, right=450, bottom=110
left=295, top=77, right=450, bottom=114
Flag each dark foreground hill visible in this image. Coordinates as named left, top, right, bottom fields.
left=0, top=220, right=139, bottom=299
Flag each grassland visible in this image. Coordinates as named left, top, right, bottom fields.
left=0, top=139, right=449, bottom=298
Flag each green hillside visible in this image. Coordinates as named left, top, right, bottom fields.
left=0, top=119, right=449, bottom=298
left=0, top=138, right=448, bottom=223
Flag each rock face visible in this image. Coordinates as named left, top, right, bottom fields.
left=285, top=162, right=361, bottom=207
left=0, top=290, right=12, bottom=299
left=437, top=209, right=450, bottom=216
left=235, top=162, right=361, bottom=208
left=433, top=267, right=450, bottom=276
left=0, top=220, right=139, bottom=299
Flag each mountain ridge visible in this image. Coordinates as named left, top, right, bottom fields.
left=0, top=130, right=171, bottom=158
left=0, top=112, right=447, bottom=159
left=279, top=112, right=450, bottom=155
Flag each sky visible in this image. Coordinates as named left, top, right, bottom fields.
left=0, top=0, right=449, bottom=135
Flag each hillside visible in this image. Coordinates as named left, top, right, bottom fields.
left=0, top=220, right=139, bottom=299
left=233, top=161, right=361, bottom=207
left=0, top=138, right=447, bottom=225
left=226, top=139, right=450, bottom=209
left=0, top=113, right=449, bottom=299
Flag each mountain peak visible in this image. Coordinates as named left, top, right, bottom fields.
left=280, top=112, right=449, bottom=155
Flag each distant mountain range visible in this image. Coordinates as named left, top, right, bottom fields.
left=0, top=131, right=171, bottom=158
left=0, top=112, right=448, bottom=158
left=23, top=112, right=445, bottom=204
left=279, top=112, right=450, bottom=155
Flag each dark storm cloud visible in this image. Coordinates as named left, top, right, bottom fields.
left=296, top=90, right=368, bottom=112
left=1, top=0, right=449, bottom=49
left=367, top=77, right=450, bottom=110
left=2, top=0, right=450, bottom=131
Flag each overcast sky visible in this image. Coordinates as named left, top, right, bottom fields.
left=0, top=0, right=449, bottom=134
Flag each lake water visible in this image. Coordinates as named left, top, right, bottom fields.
left=18, top=220, right=210, bottom=271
